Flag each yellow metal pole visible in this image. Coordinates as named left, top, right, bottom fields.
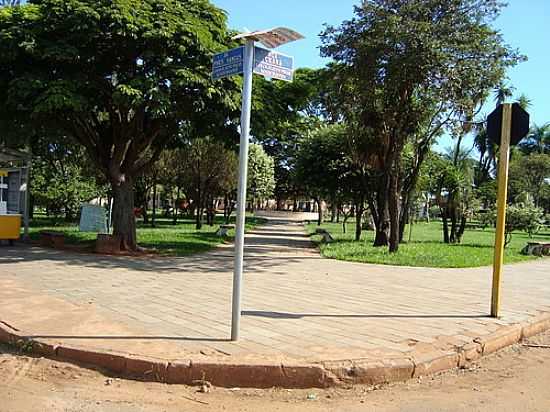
left=491, top=103, right=512, bottom=318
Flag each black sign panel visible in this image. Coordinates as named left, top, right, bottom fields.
left=487, top=103, right=530, bottom=146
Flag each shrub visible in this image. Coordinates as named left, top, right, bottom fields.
left=480, top=203, right=544, bottom=247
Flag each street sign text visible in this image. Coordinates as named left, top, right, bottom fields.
left=212, top=47, right=244, bottom=80
left=253, top=47, right=294, bottom=82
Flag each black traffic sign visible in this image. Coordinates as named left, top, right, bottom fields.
left=487, top=103, right=530, bottom=146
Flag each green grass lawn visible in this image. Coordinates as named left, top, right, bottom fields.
left=306, top=220, right=550, bottom=268
left=28, top=214, right=266, bottom=256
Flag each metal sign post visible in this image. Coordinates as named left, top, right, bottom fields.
left=490, top=103, right=512, bottom=318
left=231, top=39, right=254, bottom=341
left=211, top=27, right=304, bottom=341
left=487, top=102, right=529, bottom=318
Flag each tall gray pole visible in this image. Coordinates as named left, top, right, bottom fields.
left=23, top=161, right=31, bottom=240
left=231, top=39, right=254, bottom=341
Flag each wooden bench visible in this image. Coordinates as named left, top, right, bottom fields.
left=315, top=228, right=334, bottom=243
left=216, top=224, right=235, bottom=237
left=522, top=242, right=550, bottom=257
left=40, top=231, right=65, bottom=249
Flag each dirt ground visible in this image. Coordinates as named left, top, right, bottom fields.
left=2, top=331, right=550, bottom=412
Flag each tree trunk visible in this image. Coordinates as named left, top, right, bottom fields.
left=425, top=195, right=430, bottom=223
left=408, top=209, right=414, bottom=243
left=223, top=194, right=229, bottom=221
left=207, top=197, right=215, bottom=226
left=354, top=198, right=364, bottom=242
left=142, top=195, right=149, bottom=224
left=388, top=174, right=400, bottom=253
left=316, top=198, right=323, bottom=226
left=151, top=180, right=157, bottom=228
left=449, top=204, right=457, bottom=244
left=398, top=196, right=409, bottom=243
left=456, top=213, right=467, bottom=244
left=112, top=178, right=137, bottom=251
left=373, top=197, right=389, bottom=247
left=450, top=218, right=457, bottom=243
left=330, top=196, right=337, bottom=223
left=441, top=208, right=450, bottom=244
left=370, top=173, right=390, bottom=247
left=196, top=203, right=203, bottom=230
left=172, top=187, right=180, bottom=225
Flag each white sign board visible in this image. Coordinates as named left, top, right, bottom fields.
left=253, top=47, right=294, bottom=82
left=79, top=204, right=107, bottom=233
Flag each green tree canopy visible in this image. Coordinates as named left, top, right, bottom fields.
left=509, top=153, right=550, bottom=209
left=174, top=138, right=238, bottom=229
left=247, top=143, right=275, bottom=209
left=320, top=0, right=523, bottom=252
left=0, top=0, right=239, bottom=249
left=294, top=124, right=351, bottom=225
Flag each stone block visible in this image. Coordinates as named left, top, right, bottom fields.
left=56, top=346, right=127, bottom=373
left=474, top=325, right=522, bottom=355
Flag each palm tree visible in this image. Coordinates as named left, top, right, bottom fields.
left=516, top=93, right=532, bottom=110
left=494, top=82, right=515, bottom=107
left=521, top=123, right=550, bottom=154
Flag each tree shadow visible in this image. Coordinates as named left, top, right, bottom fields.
left=405, top=240, right=495, bottom=249
left=0, top=220, right=320, bottom=273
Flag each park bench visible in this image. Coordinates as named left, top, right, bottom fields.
left=521, top=242, right=550, bottom=257
left=315, top=228, right=334, bottom=243
left=216, top=224, right=235, bottom=237
left=39, top=230, right=65, bottom=249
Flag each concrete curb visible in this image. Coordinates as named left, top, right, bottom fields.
left=1, top=312, right=550, bottom=389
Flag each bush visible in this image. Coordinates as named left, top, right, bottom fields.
left=487, top=203, right=544, bottom=246
left=506, top=203, right=545, bottom=239
left=475, top=210, right=494, bottom=230
left=479, top=203, right=544, bottom=246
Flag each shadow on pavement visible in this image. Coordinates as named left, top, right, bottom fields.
left=24, top=335, right=230, bottom=342
left=242, top=310, right=490, bottom=319
left=0, top=220, right=319, bottom=273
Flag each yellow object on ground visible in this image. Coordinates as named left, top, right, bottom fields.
left=0, top=214, right=21, bottom=240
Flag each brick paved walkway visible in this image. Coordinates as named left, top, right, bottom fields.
left=1, top=216, right=549, bottom=366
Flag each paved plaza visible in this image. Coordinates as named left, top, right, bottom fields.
left=0, top=215, right=549, bottom=383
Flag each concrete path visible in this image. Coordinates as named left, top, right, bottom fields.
left=0, top=214, right=549, bottom=386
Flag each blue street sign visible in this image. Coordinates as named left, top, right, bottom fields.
left=212, top=46, right=244, bottom=80
left=253, top=47, right=294, bottom=82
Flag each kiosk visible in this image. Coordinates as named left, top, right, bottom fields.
left=0, top=148, right=31, bottom=244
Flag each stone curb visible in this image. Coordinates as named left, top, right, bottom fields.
left=1, top=312, right=549, bottom=389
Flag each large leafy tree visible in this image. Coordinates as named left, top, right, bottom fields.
left=509, top=153, right=550, bottom=209
left=294, top=124, right=351, bottom=226
left=0, top=0, right=238, bottom=249
left=30, top=135, right=106, bottom=219
left=176, top=139, right=238, bottom=230
left=251, top=68, right=325, bottom=210
left=247, top=143, right=275, bottom=211
left=321, top=0, right=522, bottom=252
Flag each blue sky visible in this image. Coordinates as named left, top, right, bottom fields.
left=213, top=0, right=550, bottom=133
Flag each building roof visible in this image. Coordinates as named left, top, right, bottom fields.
left=0, top=147, right=31, bottom=164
